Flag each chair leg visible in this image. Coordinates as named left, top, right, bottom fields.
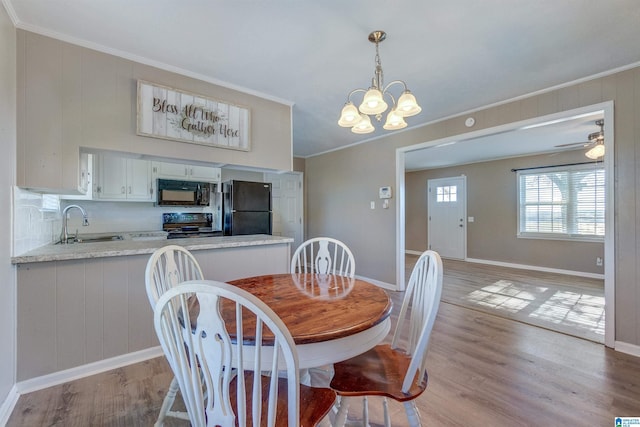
left=155, top=376, right=180, bottom=427
left=403, top=400, right=422, bottom=427
left=383, top=397, right=391, bottom=427
left=362, top=396, right=369, bottom=427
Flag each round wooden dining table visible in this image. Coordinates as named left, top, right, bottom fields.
left=224, top=273, right=393, bottom=370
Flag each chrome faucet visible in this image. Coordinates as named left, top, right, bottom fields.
left=60, top=204, right=89, bottom=244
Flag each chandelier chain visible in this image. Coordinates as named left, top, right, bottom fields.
left=374, top=40, right=384, bottom=90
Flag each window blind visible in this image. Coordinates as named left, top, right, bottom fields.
left=517, top=164, right=604, bottom=240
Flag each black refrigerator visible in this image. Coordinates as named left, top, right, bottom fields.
left=223, top=180, right=272, bottom=235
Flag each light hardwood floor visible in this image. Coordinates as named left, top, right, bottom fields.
left=7, top=265, right=637, bottom=426
left=407, top=255, right=605, bottom=343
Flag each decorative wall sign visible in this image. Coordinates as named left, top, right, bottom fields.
left=137, top=80, right=250, bottom=151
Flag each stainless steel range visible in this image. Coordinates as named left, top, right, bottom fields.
left=162, top=213, right=222, bottom=239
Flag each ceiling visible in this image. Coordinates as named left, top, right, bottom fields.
left=404, top=110, right=605, bottom=170
left=4, top=1, right=640, bottom=163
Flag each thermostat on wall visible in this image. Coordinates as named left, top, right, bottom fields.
left=379, top=186, right=392, bottom=199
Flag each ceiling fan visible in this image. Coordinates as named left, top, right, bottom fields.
left=555, top=119, right=604, bottom=149
left=554, top=119, right=605, bottom=159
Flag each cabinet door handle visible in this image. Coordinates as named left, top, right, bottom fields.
left=128, top=186, right=132, bottom=194
left=121, top=186, right=125, bottom=194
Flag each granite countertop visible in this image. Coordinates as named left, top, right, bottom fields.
left=12, top=234, right=293, bottom=264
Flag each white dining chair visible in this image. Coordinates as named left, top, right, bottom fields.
left=145, top=245, right=204, bottom=426
left=153, top=281, right=336, bottom=427
left=290, top=237, right=356, bottom=384
left=290, top=237, right=355, bottom=278
left=329, top=250, right=443, bottom=427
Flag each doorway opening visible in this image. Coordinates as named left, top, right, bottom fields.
left=395, top=101, right=614, bottom=347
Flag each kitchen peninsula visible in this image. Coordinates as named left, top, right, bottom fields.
left=13, top=235, right=292, bottom=382
left=11, top=234, right=291, bottom=264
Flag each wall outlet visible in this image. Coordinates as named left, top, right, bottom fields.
left=370, top=201, right=375, bottom=209
left=596, top=257, right=603, bottom=267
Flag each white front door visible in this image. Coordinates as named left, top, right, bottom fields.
left=427, top=176, right=466, bottom=259
left=265, top=172, right=304, bottom=251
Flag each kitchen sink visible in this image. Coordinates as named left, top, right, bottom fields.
left=57, top=235, right=124, bottom=244
left=76, top=235, right=124, bottom=243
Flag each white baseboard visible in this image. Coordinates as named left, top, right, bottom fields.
left=15, top=347, right=164, bottom=395
left=464, top=257, right=605, bottom=280
left=405, top=249, right=423, bottom=256
left=404, top=251, right=604, bottom=279
left=615, top=341, right=640, bottom=358
left=0, top=384, right=19, bottom=426
left=355, top=274, right=396, bottom=291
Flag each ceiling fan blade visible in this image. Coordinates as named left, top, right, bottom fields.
left=555, top=141, right=592, bottom=148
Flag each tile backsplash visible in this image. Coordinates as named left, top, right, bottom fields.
left=13, top=187, right=61, bottom=256
left=12, top=169, right=257, bottom=256
left=13, top=186, right=216, bottom=256
left=59, top=200, right=210, bottom=235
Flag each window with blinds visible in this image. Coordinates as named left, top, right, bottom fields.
left=517, top=164, right=605, bottom=241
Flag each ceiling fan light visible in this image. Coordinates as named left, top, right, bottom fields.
left=359, top=88, right=388, bottom=115
left=585, top=143, right=605, bottom=159
left=351, top=113, right=375, bottom=134
left=383, top=108, right=407, bottom=130
left=397, top=90, right=421, bottom=117
left=338, top=102, right=360, bottom=127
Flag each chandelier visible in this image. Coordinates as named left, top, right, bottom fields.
left=338, top=31, right=422, bottom=134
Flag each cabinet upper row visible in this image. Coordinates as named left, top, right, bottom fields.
left=68, top=154, right=221, bottom=202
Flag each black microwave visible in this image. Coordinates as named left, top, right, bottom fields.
left=157, top=179, right=211, bottom=206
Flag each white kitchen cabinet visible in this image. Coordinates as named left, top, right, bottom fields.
left=152, top=161, right=221, bottom=182
left=61, top=153, right=93, bottom=200
left=95, top=156, right=153, bottom=201
left=191, top=165, right=221, bottom=181
left=127, top=159, right=154, bottom=200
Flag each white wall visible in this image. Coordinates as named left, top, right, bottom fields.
left=0, top=0, right=17, bottom=416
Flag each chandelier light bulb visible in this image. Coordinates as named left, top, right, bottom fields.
left=396, top=90, right=421, bottom=117
left=359, top=88, right=388, bottom=115
left=351, top=113, right=375, bottom=134
left=338, top=102, right=360, bottom=127
left=383, top=108, right=407, bottom=130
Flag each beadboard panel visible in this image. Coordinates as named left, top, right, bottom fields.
left=85, top=261, right=104, bottom=363
left=16, top=243, right=290, bottom=381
